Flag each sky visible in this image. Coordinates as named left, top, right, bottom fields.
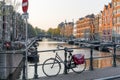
left=20, top=0, right=111, bottom=31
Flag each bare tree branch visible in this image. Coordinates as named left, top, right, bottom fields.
left=5, top=0, right=21, bottom=11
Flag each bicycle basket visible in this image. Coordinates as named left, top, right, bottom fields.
left=72, top=54, right=85, bottom=65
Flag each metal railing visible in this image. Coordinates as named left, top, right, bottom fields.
left=0, top=38, right=37, bottom=80
left=28, top=43, right=120, bottom=79
left=0, top=40, right=120, bottom=80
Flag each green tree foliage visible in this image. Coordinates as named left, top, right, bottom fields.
left=47, top=28, right=53, bottom=35
left=47, top=27, right=60, bottom=36
left=54, top=28, right=60, bottom=36
left=35, top=27, right=41, bottom=35
left=28, top=24, right=36, bottom=38
left=25, top=23, right=46, bottom=38
left=34, top=27, right=45, bottom=36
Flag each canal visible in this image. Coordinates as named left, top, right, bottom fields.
left=19, top=38, right=120, bottom=79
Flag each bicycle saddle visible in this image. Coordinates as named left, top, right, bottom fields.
left=64, top=47, right=73, bottom=52
left=67, top=49, right=73, bottom=52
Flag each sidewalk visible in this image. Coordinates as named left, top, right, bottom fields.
left=38, top=66, right=120, bottom=80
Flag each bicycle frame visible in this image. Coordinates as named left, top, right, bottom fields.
left=49, top=52, right=63, bottom=69
left=42, top=47, right=86, bottom=77
left=52, top=46, right=80, bottom=74
left=53, top=51, right=73, bottom=67
left=54, top=52, right=64, bottom=63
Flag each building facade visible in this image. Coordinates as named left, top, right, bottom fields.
left=58, top=22, right=74, bottom=38
left=58, top=0, right=120, bottom=43
left=94, top=14, right=100, bottom=40
left=58, top=22, right=65, bottom=37
left=101, top=3, right=113, bottom=42
left=76, top=14, right=95, bottom=40
left=73, top=24, right=77, bottom=38
left=112, top=0, right=120, bottom=42
left=0, top=2, right=26, bottom=79
left=99, top=12, right=103, bottom=41
left=64, top=22, right=74, bottom=38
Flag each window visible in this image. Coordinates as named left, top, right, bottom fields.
left=114, top=2, right=117, bottom=7
left=113, top=10, right=117, bottom=15
left=118, top=26, right=120, bottom=34
left=117, top=17, right=120, bottom=24
left=113, top=18, right=116, bottom=25
left=117, top=2, right=120, bottom=6
left=117, top=9, right=120, bottom=14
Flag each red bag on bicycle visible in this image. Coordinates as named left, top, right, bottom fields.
left=73, top=54, right=85, bottom=65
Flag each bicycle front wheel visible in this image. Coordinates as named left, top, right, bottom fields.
left=72, top=60, right=86, bottom=73
left=42, top=58, right=61, bottom=77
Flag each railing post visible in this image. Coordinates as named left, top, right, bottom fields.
left=22, top=52, right=26, bottom=80
left=34, top=44, right=38, bottom=79
left=89, top=45, right=93, bottom=70
left=113, top=43, right=116, bottom=67
left=64, top=48, right=68, bottom=74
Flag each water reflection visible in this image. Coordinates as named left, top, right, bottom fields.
left=26, top=38, right=120, bottom=78
left=97, top=53, right=112, bottom=68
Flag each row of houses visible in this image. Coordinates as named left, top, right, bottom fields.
left=0, top=1, right=26, bottom=79
left=0, top=1, right=26, bottom=43
left=58, top=0, right=120, bottom=42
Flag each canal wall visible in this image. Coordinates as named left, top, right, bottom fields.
left=0, top=53, right=23, bottom=80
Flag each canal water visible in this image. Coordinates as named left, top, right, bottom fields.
left=20, top=38, right=120, bottom=79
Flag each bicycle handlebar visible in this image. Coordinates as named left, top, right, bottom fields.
left=57, top=45, right=63, bottom=49
left=57, top=45, right=73, bottom=52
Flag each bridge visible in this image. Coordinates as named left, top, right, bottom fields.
left=38, top=66, right=120, bottom=80
left=27, top=41, right=120, bottom=80
left=1, top=38, right=120, bottom=80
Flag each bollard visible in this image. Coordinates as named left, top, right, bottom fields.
left=113, top=43, right=116, bottom=67
left=89, top=45, right=93, bottom=70
left=64, top=47, right=68, bottom=74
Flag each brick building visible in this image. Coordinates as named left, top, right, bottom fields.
left=59, top=0, right=120, bottom=42
left=100, top=3, right=113, bottom=42
left=98, top=12, right=103, bottom=41
left=112, top=0, right=120, bottom=42
left=58, top=22, right=74, bottom=38
left=76, top=14, right=95, bottom=40
left=64, top=22, right=74, bottom=38
left=58, top=22, right=65, bottom=37
left=94, top=14, right=100, bottom=40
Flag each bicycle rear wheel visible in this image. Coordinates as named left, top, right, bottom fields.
left=72, top=60, right=86, bottom=73
left=42, top=58, right=61, bottom=77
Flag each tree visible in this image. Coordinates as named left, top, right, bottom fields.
left=28, top=24, right=36, bottom=38
left=47, top=28, right=53, bottom=35
left=47, top=27, right=60, bottom=37
left=54, top=27, right=60, bottom=36
left=6, top=0, right=20, bottom=11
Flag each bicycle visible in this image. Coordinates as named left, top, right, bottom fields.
left=42, top=45, right=86, bottom=77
